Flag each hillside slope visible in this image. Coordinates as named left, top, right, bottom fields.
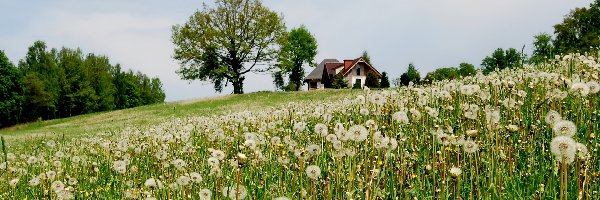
left=0, top=89, right=356, bottom=142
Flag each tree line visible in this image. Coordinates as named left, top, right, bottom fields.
left=395, top=0, right=600, bottom=86
left=482, top=0, right=600, bottom=74
left=0, top=41, right=165, bottom=128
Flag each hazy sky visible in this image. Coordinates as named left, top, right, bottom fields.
left=0, top=0, right=592, bottom=101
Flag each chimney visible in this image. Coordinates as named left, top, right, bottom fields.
left=344, top=59, right=353, bottom=71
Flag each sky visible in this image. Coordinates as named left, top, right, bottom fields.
left=0, top=0, right=592, bottom=101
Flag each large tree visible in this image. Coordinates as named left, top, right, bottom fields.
left=530, top=33, right=554, bottom=64
left=275, top=25, right=318, bottom=91
left=0, top=50, right=24, bottom=127
left=172, top=0, right=286, bottom=94
left=19, top=41, right=62, bottom=120
left=553, top=0, right=600, bottom=53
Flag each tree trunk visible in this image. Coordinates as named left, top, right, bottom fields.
left=290, top=63, right=303, bottom=91
left=232, top=76, right=245, bottom=94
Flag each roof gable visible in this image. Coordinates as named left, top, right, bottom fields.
left=342, top=57, right=382, bottom=77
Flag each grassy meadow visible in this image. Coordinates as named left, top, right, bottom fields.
left=0, top=54, right=599, bottom=199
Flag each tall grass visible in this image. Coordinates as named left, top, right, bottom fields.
left=0, top=53, right=598, bottom=199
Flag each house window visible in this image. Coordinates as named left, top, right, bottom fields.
left=357, top=67, right=360, bottom=76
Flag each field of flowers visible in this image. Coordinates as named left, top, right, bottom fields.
left=1, top=53, right=599, bottom=199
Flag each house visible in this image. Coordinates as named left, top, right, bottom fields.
left=304, top=57, right=381, bottom=90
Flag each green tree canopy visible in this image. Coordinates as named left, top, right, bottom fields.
left=380, top=71, right=390, bottom=88
left=275, top=25, right=318, bottom=91
left=481, top=48, right=523, bottom=74
left=18, top=41, right=61, bottom=120
left=424, top=67, right=459, bottom=83
left=361, top=50, right=371, bottom=64
left=365, top=71, right=380, bottom=88
left=553, top=0, right=600, bottom=53
left=0, top=50, right=24, bottom=127
left=1, top=41, right=165, bottom=128
left=331, top=73, right=348, bottom=89
left=458, top=62, right=476, bottom=77
left=400, top=63, right=421, bottom=86
left=530, top=33, right=555, bottom=64
left=172, top=0, right=286, bottom=94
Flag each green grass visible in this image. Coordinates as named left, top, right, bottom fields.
left=0, top=89, right=357, bottom=142
left=1, top=55, right=599, bottom=199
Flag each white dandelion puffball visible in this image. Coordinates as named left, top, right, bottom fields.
left=212, top=150, right=226, bottom=160
left=306, top=144, right=322, bottom=155
left=550, top=136, right=577, bottom=164
left=176, top=175, right=192, bottom=186
left=348, top=125, right=369, bottom=142
left=144, top=178, right=163, bottom=189
left=314, top=123, right=328, bottom=137
left=190, top=172, right=203, bottom=183
left=545, top=110, right=561, bottom=125
left=305, top=165, right=321, bottom=180
left=449, top=167, right=462, bottom=178
left=552, top=120, right=577, bottom=137
left=223, top=184, right=248, bottom=200
left=463, top=140, right=479, bottom=154
left=570, top=82, right=590, bottom=96
left=587, top=81, right=599, bottom=94
left=113, top=160, right=127, bottom=174
left=51, top=180, right=65, bottom=192
left=199, top=188, right=212, bottom=200
left=9, top=178, right=19, bottom=187
left=392, top=111, right=409, bottom=124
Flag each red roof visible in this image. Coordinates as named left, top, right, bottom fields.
left=325, top=63, right=343, bottom=75
left=341, top=57, right=382, bottom=77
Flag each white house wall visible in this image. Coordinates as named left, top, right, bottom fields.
left=345, top=63, right=366, bottom=88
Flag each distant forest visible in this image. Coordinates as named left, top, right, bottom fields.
left=0, top=41, right=165, bottom=128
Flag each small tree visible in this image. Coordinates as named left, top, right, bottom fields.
left=530, top=33, right=554, bottom=64
left=365, top=71, right=380, bottom=88
left=272, top=70, right=285, bottom=91
left=362, top=50, right=371, bottom=64
left=380, top=72, right=390, bottom=88
left=400, top=63, right=420, bottom=86
left=276, top=25, right=318, bottom=91
left=392, top=77, right=403, bottom=87
left=331, top=74, right=348, bottom=89
left=458, top=62, right=476, bottom=77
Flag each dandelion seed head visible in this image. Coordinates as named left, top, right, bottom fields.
left=314, top=123, right=328, bottom=137
left=545, top=110, right=561, bottom=125
left=570, top=82, right=590, bottom=96
left=176, top=175, right=192, bottom=186
left=463, top=140, right=479, bottom=154
left=449, top=167, right=462, bottom=178
left=392, top=111, right=409, bottom=124
left=223, top=184, right=248, bottom=200
left=305, top=165, right=321, bottom=180
left=306, top=144, right=321, bottom=155
left=552, top=120, right=577, bottom=137
left=550, top=136, right=577, bottom=164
